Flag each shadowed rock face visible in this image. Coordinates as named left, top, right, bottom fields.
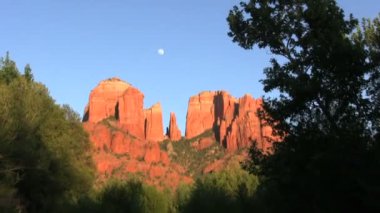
left=185, top=91, right=275, bottom=152
left=167, top=112, right=182, bottom=141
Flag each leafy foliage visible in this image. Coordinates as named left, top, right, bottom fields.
left=0, top=52, right=20, bottom=84
left=0, top=54, right=95, bottom=212
left=228, top=0, right=380, bottom=212
left=182, top=164, right=259, bottom=213
left=73, top=179, right=172, bottom=213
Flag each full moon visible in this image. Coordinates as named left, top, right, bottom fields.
left=158, top=48, right=165, bottom=56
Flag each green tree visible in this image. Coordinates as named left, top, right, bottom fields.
left=228, top=1, right=380, bottom=212
left=174, top=183, right=193, bottom=213
left=0, top=54, right=95, bottom=212
left=0, top=52, right=20, bottom=84
left=75, top=180, right=172, bottom=213
left=355, top=15, right=380, bottom=133
left=184, top=166, right=259, bottom=213
left=23, top=64, right=34, bottom=82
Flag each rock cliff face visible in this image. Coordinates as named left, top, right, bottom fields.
left=118, top=87, right=145, bottom=139
left=83, top=78, right=131, bottom=123
left=167, top=112, right=182, bottom=141
left=83, top=77, right=164, bottom=141
left=185, top=91, right=275, bottom=152
left=144, top=103, right=164, bottom=142
left=185, top=91, right=217, bottom=138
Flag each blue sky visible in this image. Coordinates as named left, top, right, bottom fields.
left=1, top=0, right=379, bottom=132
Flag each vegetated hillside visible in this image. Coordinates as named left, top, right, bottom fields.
left=86, top=117, right=248, bottom=190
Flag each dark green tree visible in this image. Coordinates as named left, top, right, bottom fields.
left=183, top=166, right=258, bottom=213
left=355, top=15, right=380, bottom=134
left=74, top=180, right=172, bottom=213
left=228, top=1, right=380, bottom=212
left=23, top=64, right=34, bottom=82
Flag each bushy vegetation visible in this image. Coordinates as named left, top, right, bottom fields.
left=71, top=164, right=258, bottom=213
left=73, top=179, right=173, bottom=213
left=182, top=163, right=259, bottom=213
left=161, top=130, right=225, bottom=178
left=0, top=53, right=95, bottom=212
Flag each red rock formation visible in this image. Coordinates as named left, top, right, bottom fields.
left=185, top=91, right=217, bottom=138
left=129, top=140, right=145, bottom=159
left=118, top=87, right=145, bottom=139
left=185, top=91, right=275, bottom=152
left=160, top=152, right=170, bottom=166
left=82, top=77, right=277, bottom=190
left=144, top=103, right=164, bottom=141
left=144, top=143, right=161, bottom=164
left=83, top=122, right=112, bottom=151
left=110, top=131, right=130, bottom=154
left=84, top=78, right=131, bottom=123
left=85, top=121, right=190, bottom=189
left=168, top=112, right=182, bottom=141
left=84, top=78, right=165, bottom=141
left=149, top=165, right=167, bottom=179
left=191, top=137, right=215, bottom=150
left=223, top=95, right=264, bottom=151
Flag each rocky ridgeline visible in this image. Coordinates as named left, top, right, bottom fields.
left=82, top=77, right=276, bottom=188
left=186, top=91, right=275, bottom=152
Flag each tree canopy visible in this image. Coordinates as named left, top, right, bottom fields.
left=0, top=54, right=95, bottom=212
left=228, top=0, right=380, bottom=212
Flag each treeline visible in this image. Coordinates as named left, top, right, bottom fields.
left=72, top=164, right=258, bottom=213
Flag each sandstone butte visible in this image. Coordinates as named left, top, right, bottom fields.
left=83, top=77, right=131, bottom=123
left=185, top=91, right=276, bottom=152
left=83, top=78, right=191, bottom=189
left=82, top=77, right=277, bottom=188
left=83, top=77, right=165, bottom=141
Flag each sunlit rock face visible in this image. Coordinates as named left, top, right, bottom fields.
left=83, top=77, right=131, bottom=123
left=167, top=112, right=182, bottom=141
left=185, top=91, right=275, bottom=152
left=144, top=103, right=164, bottom=142
left=185, top=91, right=218, bottom=139
left=118, top=87, right=145, bottom=139
left=83, top=77, right=163, bottom=141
